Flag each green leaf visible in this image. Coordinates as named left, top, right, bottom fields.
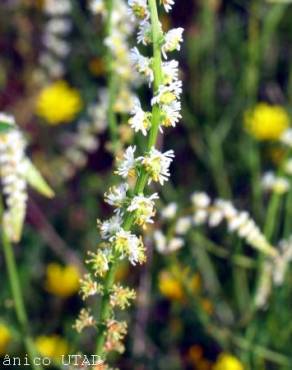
left=23, top=159, right=55, bottom=198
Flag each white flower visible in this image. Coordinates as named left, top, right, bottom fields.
left=104, top=183, right=129, bottom=208
left=160, top=101, right=182, bottom=128
left=130, top=48, right=154, bottom=83
left=99, top=215, right=123, bottom=240
left=116, top=146, right=137, bottom=178
left=140, top=147, right=175, bottom=185
left=0, top=128, right=27, bottom=242
left=273, top=236, right=292, bottom=286
left=128, top=0, right=149, bottom=20
left=160, top=0, right=175, bottom=12
left=0, top=113, right=15, bottom=126
left=127, top=193, right=159, bottom=227
left=111, top=229, right=145, bottom=265
left=153, top=230, right=167, bottom=253
left=137, top=20, right=152, bottom=45
left=284, top=159, right=292, bottom=175
left=175, top=217, right=192, bottom=235
left=215, top=199, right=237, bottom=218
left=162, top=60, right=179, bottom=84
left=39, top=53, right=65, bottom=78
left=262, top=172, right=290, bottom=194
left=46, top=19, right=72, bottom=35
left=193, top=209, right=208, bottom=225
left=43, top=34, right=70, bottom=57
left=208, top=210, right=223, bottom=227
left=151, top=80, right=182, bottom=106
left=161, top=202, right=177, bottom=220
left=191, top=192, right=210, bottom=208
left=44, top=0, right=72, bottom=15
left=128, top=99, right=152, bottom=136
left=168, top=237, right=184, bottom=252
left=161, top=28, right=184, bottom=59
left=280, top=128, right=292, bottom=147
left=89, top=0, right=105, bottom=15
left=255, top=261, right=273, bottom=308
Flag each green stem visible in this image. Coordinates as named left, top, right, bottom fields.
left=95, top=0, right=163, bottom=357
left=283, top=182, right=292, bottom=238
left=2, top=232, right=42, bottom=370
left=105, top=0, right=119, bottom=151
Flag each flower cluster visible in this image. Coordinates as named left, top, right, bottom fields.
left=128, top=6, right=183, bottom=135
left=90, top=0, right=138, bottom=116
left=191, top=192, right=277, bottom=257
left=76, top=0, right=183, bottom=360
left=0, top=113, right=53, bottom=242
left=40, top=0, right=72, bottom=79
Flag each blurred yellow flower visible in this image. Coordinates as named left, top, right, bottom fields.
left=158, top=271, right=185, bottom=301
left=159, top=267, right=202, bottom=302
left=0, top=324, right=11, bottom=355
left=45, top=263, right=81, bottom=298
left=244, top=103, right=289, bottom=140
left=36, top=81, right=82, bottom=125
left=35, top=335, right=69, bottom=361
left=213, top=353, right=244, bottom=370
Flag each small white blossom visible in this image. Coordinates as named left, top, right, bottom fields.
left=111, top=229, right=146, bottom=265
left=128, top=0, right=149, bottom=20
left=140, top=147, right=175, bottom=185
left=44, top=0, right=72, bottom=15
left=191, top=192, right=211, bottom=208
left=280, top=128, right=292, bottom=147
left=284, top=159, right=292, bottom=175
left=161, top=202, right=177, bottom=220
left=162, top=28, right=184, bottom=59
left=168, top=237, right=184, bottom=252
left=130, top=48, right=154, bottom=83
left=151, top=80, right=182, bottom=106
left=137, top=20, right=152, bottom=45
left=127, top=193, right=159, bottom=227
left=193, top=209, right=208, bottom=225
left=273, top=236, right=292, bottom=285
left=255, top=261, right=273, bottom=308
left=162, top=60, right=179, bottom=84
left=116, top=146, right=137, bottom=178
left=99, top=214, right=123, bottom=240
left=175, top=217, right=192, bottom=235
left=262, top=172, right=290, bottom=194
left=160, top=101, right=182, bottom=128
left=160, top=0, right=175, bottom=12
left=128, top=99, right=152, bottom=136
left=46, top=19, right=72, bottom=35
left=104, top=183, right=129, bottom=208
left=153, top=230, right=167, bottom=253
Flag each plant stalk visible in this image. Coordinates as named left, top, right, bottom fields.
left=95, top=0, right=164, bottom=357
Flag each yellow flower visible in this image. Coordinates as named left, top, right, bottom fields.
left=0, top=324, right=11, bottom=355
left=36, top=81, right=82, bottom=125
left=45, top=263, right=81, bottom=298
left=159, top=266, right=202, bottom=302
left=244, top=103, right=290, bottom=140
left=213, top=353, right=244, bottom=370
left=35, top=335, right=69, bottom=361
left=158, top=271, right=184, bottom=301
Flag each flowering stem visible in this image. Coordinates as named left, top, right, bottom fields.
left=95, top=0, right=164, bottom=358
left=105, top=0, right=119, bottom=150
left=1, top=230, right=42, bottom=370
